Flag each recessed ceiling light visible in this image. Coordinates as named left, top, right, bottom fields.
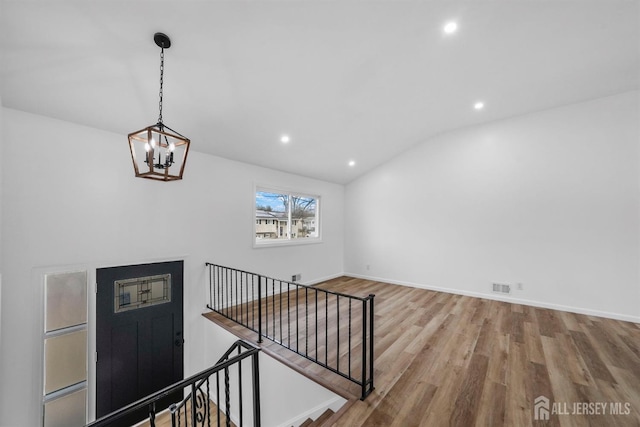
left=348, top=160, right=356, bottom=167
left=280, top=135, right=290, bottom=143
left=443, top=21, right=458, bottom=35
left=474, top=102, right=485, bottom=110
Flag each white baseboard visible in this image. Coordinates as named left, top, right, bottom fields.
left=345, top=272, right=640, bottom=324
left=275, top=395, right=346, bottom=427
left=303, top=272, right=345, bottom=287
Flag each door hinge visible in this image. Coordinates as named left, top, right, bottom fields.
left=95, top=282, right=98, bottom=293
left=95, top=351, right=98, bottom=363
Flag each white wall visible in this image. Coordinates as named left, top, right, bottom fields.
left=0, top=96, right=3, bottom=360
left=0, top=108, right=344, bottom=426
left=345, top=91, right=640, bottom=322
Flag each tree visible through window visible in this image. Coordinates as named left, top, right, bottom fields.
left=255, top=188, right=319, bottom=245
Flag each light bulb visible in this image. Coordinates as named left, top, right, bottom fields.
left=144, top=142, right=151, bottom=152
left=150, top=138, right=156, bottom=149
left=169, top=142, right=176, bottom=152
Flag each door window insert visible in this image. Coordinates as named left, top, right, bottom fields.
left=114, top=274, right=171, bottom=313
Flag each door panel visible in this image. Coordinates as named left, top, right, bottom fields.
left=96, top=261, right=183, bottom=426
left=110, top=323, right=138, bottom=410
left=150, top=314, right=175, bottom=392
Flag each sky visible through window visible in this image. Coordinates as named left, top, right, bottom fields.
left=256, top=191, right=317, bottom=216
left=256, top=191, right=288, bottom=212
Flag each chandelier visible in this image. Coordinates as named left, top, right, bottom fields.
left=128, top=33, right=190, bottom=181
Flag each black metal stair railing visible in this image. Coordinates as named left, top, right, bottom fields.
left=206, top=263, right=375, bottom=400
left=86, top=339, right=261, bottom=427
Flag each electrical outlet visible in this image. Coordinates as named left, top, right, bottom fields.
left=366, top=264, right=370, bottom=271
left=517, top=282, right=524, bottom=291
left=291, top=273, right=301, bottom=282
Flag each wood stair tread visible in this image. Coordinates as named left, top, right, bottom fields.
left=309, top=408, right=335, bottom=426
left=299, top=408, right=335, bottom=427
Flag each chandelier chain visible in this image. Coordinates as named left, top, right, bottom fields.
left=158, top=46, right=165, bottom=125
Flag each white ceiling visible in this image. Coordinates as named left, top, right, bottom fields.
left=1, top=1, right=638, bottom=184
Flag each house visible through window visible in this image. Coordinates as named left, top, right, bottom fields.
left=255, top=188, right=320, bottom=246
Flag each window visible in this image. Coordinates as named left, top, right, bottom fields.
left=255, top=187, right=320, bottom=246
left=114, top=274, right=171, bottom=313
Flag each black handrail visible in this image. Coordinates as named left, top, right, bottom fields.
left=86, top=340, right=261, bottom=427
left=206, top=263, right=375, bottom=400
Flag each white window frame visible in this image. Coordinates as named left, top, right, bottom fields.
left=253, top=185, right=322, bottom=248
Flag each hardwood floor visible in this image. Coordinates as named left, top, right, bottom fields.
left=204, top=277, right=640, bottom=427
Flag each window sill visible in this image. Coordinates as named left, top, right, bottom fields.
left=253, top=238, right=323, bottom=249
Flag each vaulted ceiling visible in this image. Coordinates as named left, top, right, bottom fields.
left=1, top=1, right=638, bottom=184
